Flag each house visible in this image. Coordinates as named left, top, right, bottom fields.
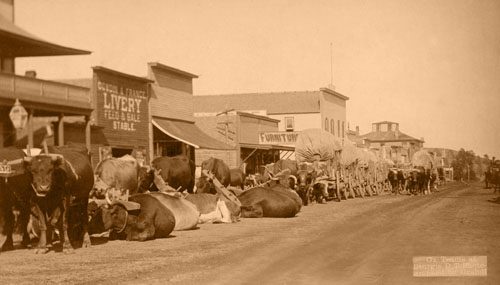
left=359, top=121, right=424, bottom=164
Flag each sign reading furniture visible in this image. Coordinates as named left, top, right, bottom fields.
left=259, top=131, right=299, bottom=146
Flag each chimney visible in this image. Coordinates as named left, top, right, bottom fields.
left=25, top=70, right=37, bottom=78
left=356, top=126, right=359, bottom=135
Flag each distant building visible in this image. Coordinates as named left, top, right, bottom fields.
left=194, top=87, right=349, bottom=156
left=358, top=121, right=424, bottom=164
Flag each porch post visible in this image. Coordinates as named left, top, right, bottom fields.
left=85, top=115, right=91, bottom=152
left=57, top=113, right=64, bottom=146
left=27, top=109, right=34, bottom=150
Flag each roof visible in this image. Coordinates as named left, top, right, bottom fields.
left=194, top=91, right=321, bottom=114
left=152, top=118, right=232, bottom=150
left=236, top=111, right=280, bottom=123
left=57, top=78, right=92, bottom=88
left=148, top=62, right=199, bottom=79
left=360, top=130, right=423, bottom=142
left=0, top=15, right=90, bottom=57
left=373, top=121, right=399, bottom=125
left=320, top=87, right=350, bottom=100
left=93, top=66, right=153, bottom=83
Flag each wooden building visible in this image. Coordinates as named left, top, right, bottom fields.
left=0, top=0, right=92, bottom=151
left=194, top=111, right=293, bottom=171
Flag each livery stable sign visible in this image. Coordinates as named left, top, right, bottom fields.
left=259, top=131, right=299, bottom=146
left=95, top=72, right=148, bottom=133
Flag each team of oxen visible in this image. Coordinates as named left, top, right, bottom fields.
left=0, top=144, right=445, bottom=254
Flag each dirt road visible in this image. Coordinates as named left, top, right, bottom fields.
left=1, top=182, right=498, bottom=284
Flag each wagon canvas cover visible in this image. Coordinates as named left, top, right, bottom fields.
left=295, top=129, right=342, bottom=163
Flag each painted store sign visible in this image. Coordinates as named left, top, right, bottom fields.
left=259, top=131, right=299, bottom=146
left=95, top=76, right=148, bottom=132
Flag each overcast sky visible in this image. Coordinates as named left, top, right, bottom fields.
left=14, top=0, right=500, bottom=158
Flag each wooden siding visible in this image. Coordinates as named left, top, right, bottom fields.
left=150, top=66, right=193, bottom=93
left=195, top=149, right=238, bottom=168
left=150, top=85, right=194, bottom=122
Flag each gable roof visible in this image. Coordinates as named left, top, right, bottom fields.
left=194, top=91, right=320, bottom=114
left=360, top=130, right=423, bottom=142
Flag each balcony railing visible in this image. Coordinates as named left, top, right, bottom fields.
left=0, top=72, right=91, bottom=112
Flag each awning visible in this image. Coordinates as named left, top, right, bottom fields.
left=240, top=143, right=295, bottom=151
left=0, top=15, right=90, bottom=57
left=152, top=118, right=232, bottom=150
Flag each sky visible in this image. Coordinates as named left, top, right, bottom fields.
left=13, top=0, right=500, bottom=158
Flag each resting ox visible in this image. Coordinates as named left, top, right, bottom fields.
left=100, top=194, right=175, bottom=241
left=238, top=185, right=301, bottom=218
left=185, top=193, right=240, bottom=223
left=0, top=148, right=31, bottom=252
left=24, top=147, right=94, bottom=253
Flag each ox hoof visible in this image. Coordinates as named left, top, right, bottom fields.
left=63, top=247, right=75, bottom=254
left=35, top=247, right=49, bottom=254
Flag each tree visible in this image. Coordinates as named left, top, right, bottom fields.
left=451, top=148, right=477, bottom=181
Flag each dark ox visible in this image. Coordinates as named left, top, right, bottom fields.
left=139, top=155, right=195, bottom=193
left=196, top=158, right=231, bottom=194
left=238, top=185, right=301, bottom=218
left=0, top=148, right=31, bottom=252
left=99, top=194, right=176, bottom=241
left=24, top=149, right=94, bottom=254
left=229, top=168, right=246, bottom=190
left=295, top=170, right=314, bottom=205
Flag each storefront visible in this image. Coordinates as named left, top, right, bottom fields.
left=88, top=66, right=152, bottom=165
left=194, top=111, right=294, bottom=173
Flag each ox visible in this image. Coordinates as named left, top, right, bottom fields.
left=147, top=192, right=199, bottom=230
left=196, top=158, right=231, bottom=194
left=229, top=168, right=246, bottom=190
left=93, top=155, right=145, bottom=200
left=184, top=193, right=236, bottom=224
left=139, top=155, right=195, bottom=193
left=24, top=148, right=94, bottom=253
left=238, top=186, right=301, bottom=218
left=100, top=195, right=175, bottom=241
left=0, top=148, right=31, bottom=252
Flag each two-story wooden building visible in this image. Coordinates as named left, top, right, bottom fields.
left=0, top=0, right=92, bottom=151
left=193, top=87, right=349, bottom=163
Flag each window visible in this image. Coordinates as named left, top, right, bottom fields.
left=330, top=119, right=334, bottom=135
left=325, top=118, right=329, bottom=131
left=284, top=117, right=294, bottom=131
left=381, top=124, right=388, bottom=132
left=337, top=120, right=340, bottom=137
left=342, top=121, right=345, bottom=138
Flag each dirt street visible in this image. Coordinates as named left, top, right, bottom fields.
left=0, top=182, right=498, bottom=284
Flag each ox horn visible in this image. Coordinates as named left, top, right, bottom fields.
left=105, top=191, right=113, bottom=205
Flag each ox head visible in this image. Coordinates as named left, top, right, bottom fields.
left=100, top=200, right=140, bottom=233
left=137, top=165, right=155, bottom=193
left=196, top=175, right=216, bottom=194
left=23, top=154, right=66, bottom=197
left=296, top=170, right=314, bottom=191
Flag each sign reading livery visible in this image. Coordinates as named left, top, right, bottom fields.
left=259, top=131, right=299, bottom=146
left=95, top=72, right=148, bottom=133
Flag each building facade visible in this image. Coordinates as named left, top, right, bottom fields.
left=0, top=0, right=92, bottom=151
left=193, top=87, right=349, bottom=155
left=194, top=111, right=293, bottom=171
left=357, top=121, right=424, bottom=164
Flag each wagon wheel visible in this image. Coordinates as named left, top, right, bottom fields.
left=357, top=182, right=364, bottom=198
left=348, top=183, right=355, bottom=199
